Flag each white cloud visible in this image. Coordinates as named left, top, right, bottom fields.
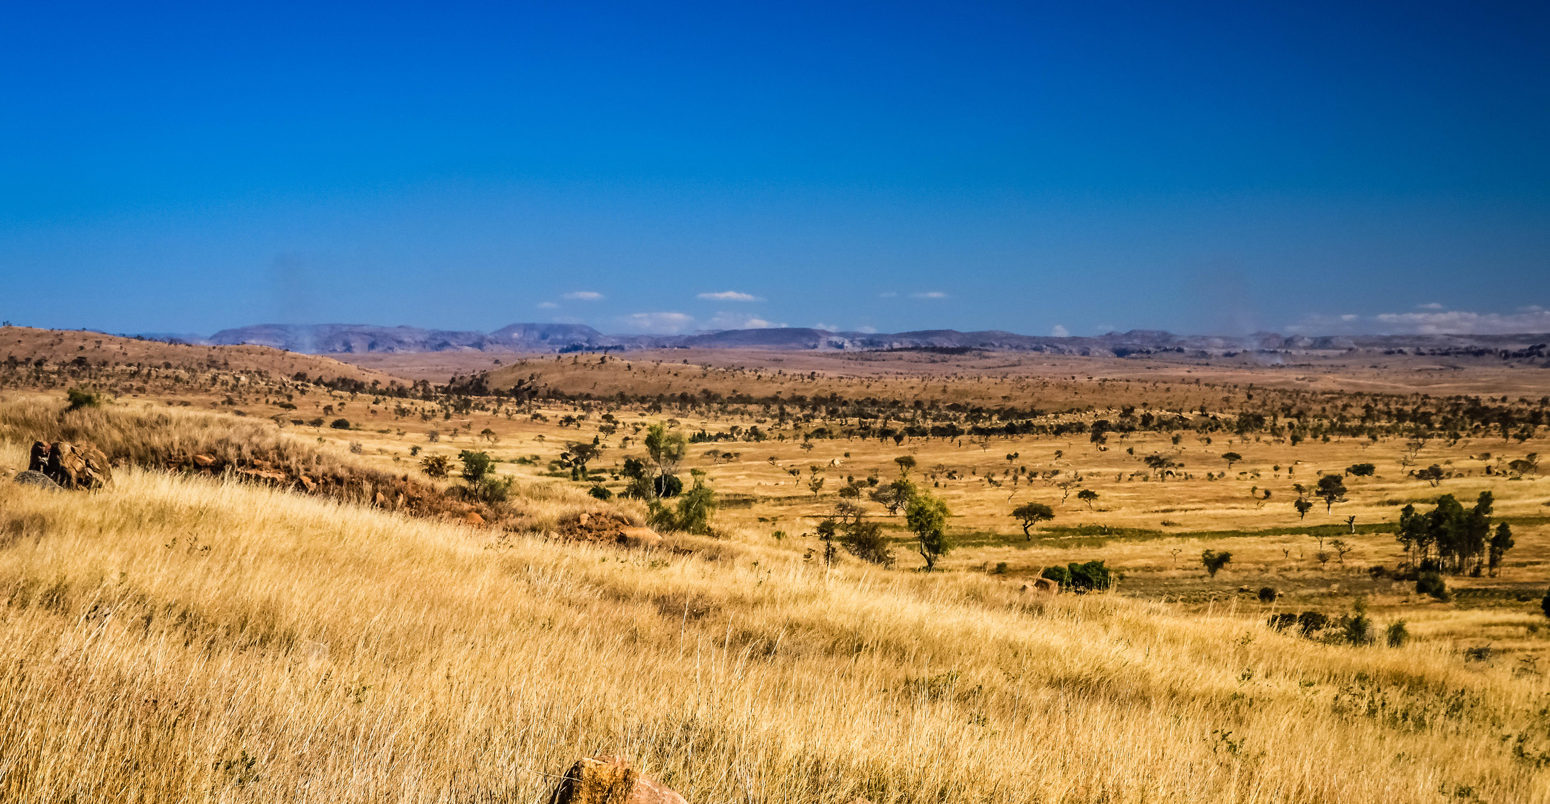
left=706, top=311, right=780, bottom=330
left=878, top=291, right=898, bottom=299
left=1289, top=309, right=1550, bottom=335
left=619, top=312, right=695, bottom=334
left=563, top=291, right=604, bottom=301
left=536, top=301, right=559, bottom=309
left=910, top=291, right=948, bottom=299
left=857, top=325, right=878, bottom=334
left=1050, top=324, right=1070, bottom=337
left=813, top=322, right=840, bottom=331
left=1416, top=302, right=1445, bottom=310
left=697, top=290, right=762, bottom=302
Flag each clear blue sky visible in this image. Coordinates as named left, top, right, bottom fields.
left=3, top=0, right=1547, bottom=336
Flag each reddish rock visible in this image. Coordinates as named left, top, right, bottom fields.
left=549, top=756, right=686, bottom=804
left=29, top=441, right=112, bottom=490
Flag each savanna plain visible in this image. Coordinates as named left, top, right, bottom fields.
left=2, top=325, right=1550, bottom=802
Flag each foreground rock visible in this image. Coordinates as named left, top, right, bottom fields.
left=549, top=756, right=686, bottom=804
left=29, top=441, right=113, bottom=490
left=12, top=470, right=61, bottom=490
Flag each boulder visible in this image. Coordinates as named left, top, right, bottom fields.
left=29, top=441, right=112, bottom=490
left=13, top=470, right=61, bottom=490
left=549, top=756, right=686, bottom=804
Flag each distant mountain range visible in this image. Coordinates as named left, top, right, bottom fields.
left=175, top=323, right=1550, bottom=359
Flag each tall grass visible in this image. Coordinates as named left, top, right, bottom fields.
left=0, top=445, right=1545, bottom=801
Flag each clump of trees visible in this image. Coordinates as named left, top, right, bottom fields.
left=1396, top=492, right=1514, bottom=577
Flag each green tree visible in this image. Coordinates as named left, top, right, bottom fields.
left=1077, top=488, right=1099, bottom=510
left=1293, top=497, right=1313, bottom=520
left=905, top=492, right=952, bottom=571
left=1011, top=502, right=1055, bottom=541
left=458, top=450, right=495, bottom=484
left=1221, top=452, right=1242, bottom=470
left=1315, top=474, right=1347, bottom=513
left=644, top=423, right=687, bottom=481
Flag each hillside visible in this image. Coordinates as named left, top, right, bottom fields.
left=0, top=326, right=403, bottom=387
left=3, top=430, right=1546, bottom=800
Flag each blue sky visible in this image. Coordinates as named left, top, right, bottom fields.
left=2, top=1, right=1547, bottom=336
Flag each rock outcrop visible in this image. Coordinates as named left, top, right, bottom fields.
left=29, top=441, right=112, bottom=490
left=549, top=756, right=686, bottom=804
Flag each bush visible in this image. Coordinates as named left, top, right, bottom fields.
left=1346, top=463, right=1376, bottom=477
left=587, top=484, right=612, bottom=500
left=330, top=418, right=352, bottom=430
left=420, top=455, right=450, bottom=478
left=1040, top=565, right=1071, bottom=587
left=1257, top=586, right=1278, bottom=603
left=840, top=519, right=895, bottom=568
left=1385, top=620, right=1409, bottom=647
left=1297, top=611, right=1329, bottom=636
left=1542, top=587, right=1550, bottom=619
left=1416, top=571, right=1449, bottom=601
left=65, top=387, right=104, bottom=411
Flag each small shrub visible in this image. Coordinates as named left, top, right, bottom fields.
left=1463, top=645, right=1494, bottom=662
left=330, top=418, right=351, bottom=430
left=1342, top=600, right=1374, bottom=646
left=470, top=475, right=511, bottom=504
left=587, top=484, right=612, bottom=500
left=1040, top=565, right=1071, bottom=588
left=1417, top=571, right=1449, bottom=601
left=1257, top=586, right=1278, bottom=603
left=1385, top=620, right=1409, bottom=648
left=1268, top=612, right=1298, bottom=631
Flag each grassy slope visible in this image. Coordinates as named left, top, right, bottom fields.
left=0, top=448, right=1546, bottom=801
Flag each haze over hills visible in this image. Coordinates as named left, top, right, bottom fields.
left=192, top=322, right=1550, bottom=359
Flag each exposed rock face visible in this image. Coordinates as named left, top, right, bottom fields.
left=29, top=441, right=113, bottom=490
left=12, top=470, right=61, bottom=490
left=549, top=756, right=686, bottom=804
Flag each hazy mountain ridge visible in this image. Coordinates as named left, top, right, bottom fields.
left=190, top=323, right=1550, bottom=358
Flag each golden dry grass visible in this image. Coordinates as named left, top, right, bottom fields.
left=2, top=436, right=1549, bottom=802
